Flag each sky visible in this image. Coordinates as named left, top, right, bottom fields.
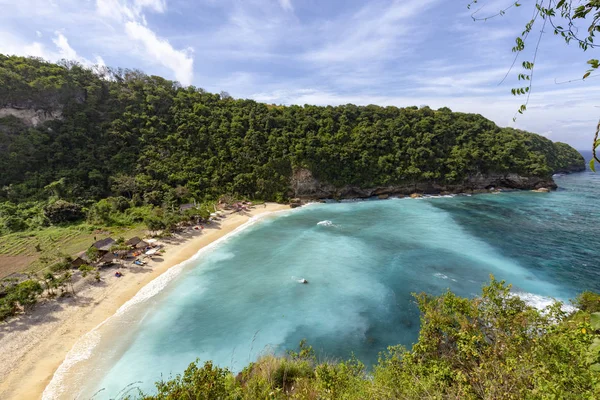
left=1, top=0, right=599, bottom=150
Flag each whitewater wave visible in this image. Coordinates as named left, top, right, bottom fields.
left=42, top=330, right=101, bottom=400
left=317, top=220, right=335, bottom=227
left=42, top=206, right=303, bottom=400
left=434, top=273, right=448, bottom=280
left=515, top=291, right=576, bottom=314
left=423, top=194, right=457, bottom=199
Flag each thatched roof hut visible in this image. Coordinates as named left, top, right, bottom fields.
left=92, top=237, right=116, bottom=252
left=126, top=236, right=149, bottom=249
left=71, top=251, right=91, bottom=268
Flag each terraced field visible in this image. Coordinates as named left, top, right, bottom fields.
left=0, top=224, right=146, bottom=278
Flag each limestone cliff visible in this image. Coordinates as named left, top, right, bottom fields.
left=290, top=168, right=558, bottom=200
left=0, top=107, right=62, bottom=127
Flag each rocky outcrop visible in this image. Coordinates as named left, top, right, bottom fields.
left=290, top=168, right=558, bottom=200
left=0, top=107, right=62, bottom=127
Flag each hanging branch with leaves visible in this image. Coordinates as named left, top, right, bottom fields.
left=468, top=0, right=600, bottom=169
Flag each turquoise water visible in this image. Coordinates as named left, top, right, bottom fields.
left=58, top=166, right=600, bottom=399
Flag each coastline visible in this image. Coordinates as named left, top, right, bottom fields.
left=0, top=203, right=289, bottom=400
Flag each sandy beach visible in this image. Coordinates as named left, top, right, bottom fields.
left=0, top=203, right=288, bottom=400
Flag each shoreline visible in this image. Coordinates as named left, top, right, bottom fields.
left=0, top=203, right=289, bottom=400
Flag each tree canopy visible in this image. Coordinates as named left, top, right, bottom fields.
left=0, top=55, right=584, bottom=210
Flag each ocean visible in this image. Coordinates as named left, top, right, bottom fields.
left=47, top=154, right=600, bottom=399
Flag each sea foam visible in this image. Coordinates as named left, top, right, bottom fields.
left=317, top=220, right=335, bottom=227
left=515, top=291, right=576, bottom=314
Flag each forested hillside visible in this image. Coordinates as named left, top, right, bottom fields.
left=0, top=54, right=584, bottom=206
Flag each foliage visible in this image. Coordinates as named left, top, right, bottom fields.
left=136, top=279, right=600, bottom=399
left=0, top=55, right=585, bottom=213
left=85, top=246, right=100, bottom=263
left=78, top=264, right=95, bottom=278
left=43, top=200, right=84, bottom=224
left=147, top=360, right=231, bottom=400
left=0, top=279, right=43, bottom=320
left=577, top=291, right=600, bottom=313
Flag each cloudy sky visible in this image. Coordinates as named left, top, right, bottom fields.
left=1, top=0, right=599, bottom=149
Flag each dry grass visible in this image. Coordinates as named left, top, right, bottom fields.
left=0, top=224, right=147, bottom=278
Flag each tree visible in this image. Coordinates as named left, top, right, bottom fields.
left=111, top=174, right=138, bottom=199
left=43, top=200, right=84, bottom=224
left=144, top=214, right=166, bottom=233
left=85, top=246, right=101, bottom=264
left=78, top=264, right=95, bottom=278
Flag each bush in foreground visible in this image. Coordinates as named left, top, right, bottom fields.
left=129, top=278, right=600, bottom=399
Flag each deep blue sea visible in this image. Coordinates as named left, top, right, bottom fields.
left=47, top=153, right=600, bottom=399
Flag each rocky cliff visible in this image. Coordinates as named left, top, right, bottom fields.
left=0, top=107, right=62, bottom=127
left=290, top=168, right=558, bottom=200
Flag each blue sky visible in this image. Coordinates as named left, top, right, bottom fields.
left=1, top=0, right=599, bottom=149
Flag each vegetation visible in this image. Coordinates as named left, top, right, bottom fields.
left=0, top=278, right=43, bottom=320
left=129, top=279, right=600, bottom=399
left=0, top=55, right=594, bottom=396
left=0, top=55, right=584, bottom=211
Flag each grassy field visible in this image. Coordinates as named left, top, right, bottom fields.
left=0, top=224, right=147, bottom=278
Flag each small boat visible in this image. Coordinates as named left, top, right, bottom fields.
left=298, top=278, right=308, bottom=284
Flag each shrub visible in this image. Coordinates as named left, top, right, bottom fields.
left=576, top=291, right=600, bottom=313
left=0, top=279, right=43, bottom=321
left=149, top=360, right=230, bottom=400
left=3, top=215, right=28, bottom=232
left=43, top=200, right=84, bottom=224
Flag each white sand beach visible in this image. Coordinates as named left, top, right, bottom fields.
left=0, top=203, right=288, bottom=400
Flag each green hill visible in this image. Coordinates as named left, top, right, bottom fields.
left=0, top=55, right=584, bottom=205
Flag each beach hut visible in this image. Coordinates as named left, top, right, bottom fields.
left=71, top=251, right=92, bottom=268
left=126, top=237, right=149, bottom=249
left=92, top=237, right=116, bottom=253
left=126, top=236, right=142, bottom=247
left=99, top=251, right=118, bottom=266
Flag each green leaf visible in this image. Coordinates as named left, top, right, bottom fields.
left=591, top=312, right=600, bottom=330
left=584, top=72, right=591, bottom=79
left=590, top=338, right=600, bottom=352
left=594, top=139, right=600, bottom=148
left=591, top=363, right=600, bottom=372
left=591, top=159, right=597, bottom=172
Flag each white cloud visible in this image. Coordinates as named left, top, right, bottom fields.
left=125, top=21, right=194, bottom=85
left=94, top=0, right=194, bottom=84
left=52, top=32, right=78, bottom=60
left=95, top=55, right=106, bottom=67
left=35, top=30, right=42, bottom=37
left=0, top=30, right=104, bottom=68
left=96, top=0, right=165, bottom=21
left=304, top=0, right=439, bottom=64
left=278, top=0, right=293, bottom=11
left=0, top=31, right=51, bottom=59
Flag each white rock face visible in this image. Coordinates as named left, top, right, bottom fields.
left=0, top=107, right=62, bottom=126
